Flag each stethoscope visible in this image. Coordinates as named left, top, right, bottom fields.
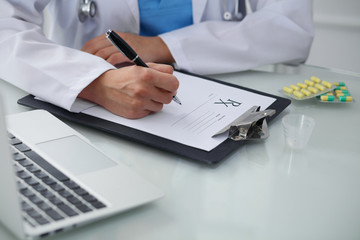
left=78, top=0, right=245, bottom=23
left=223, top=0, right=246, bottom=21
left=78, top=0, right=97, bottom=22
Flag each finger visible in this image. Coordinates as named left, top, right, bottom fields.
left=118, top=106, right=153, bottom=119
left=82, top=34, right=111, bottom=54
left=130, top=76, right=175, bottom=105
left=127, top=111, right=152, bottom=119
left=111, top=107, right=153, bottom=119
left=146, top=64, right=179, bottom=94
left=116, top=71, right=173, bottom=106
left=152, top=71, right=179, bottom=94
left=153, top=92, right=174, bottom=105
left=148, top=63, right=174, bottom=74
left=81, top=35, right=102, bottom=53
left=107, top=52, right=130, bottom=66
left=145, top=100, right=164, bottom=113
left=115, top=94, right=163, bottom=118
left=93, top=46, right=121, bottom=61
left=131, top=66, right=179, bottom=99
left=101, top=90, right=155, bottom=119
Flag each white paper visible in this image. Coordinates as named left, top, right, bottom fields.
left=82, top=71, right=276, bottom=151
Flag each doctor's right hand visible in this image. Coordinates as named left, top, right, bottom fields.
left=78, top=63, right=179, bottom=119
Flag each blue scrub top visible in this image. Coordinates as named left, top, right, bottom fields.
left=138, top=0, right=193, bottom=36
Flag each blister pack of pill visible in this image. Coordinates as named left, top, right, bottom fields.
left=281, top=76, right=336, bottom=100
left=316, top=82, right=354, bottom=103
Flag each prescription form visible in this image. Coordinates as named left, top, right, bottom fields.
left=81, top=71, right=276, bottom=151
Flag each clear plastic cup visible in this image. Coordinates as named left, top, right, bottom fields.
left=282, top=114, right=315, bottom=149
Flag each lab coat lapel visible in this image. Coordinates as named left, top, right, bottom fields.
left=193, top=0, right=208, bottom=24
left=124, top=0, right=140, bottom=33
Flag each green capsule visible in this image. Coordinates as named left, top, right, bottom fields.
left=339, top=96, right=353, bottom=102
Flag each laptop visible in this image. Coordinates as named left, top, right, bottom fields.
left=0, top=96, right=163, bottom=239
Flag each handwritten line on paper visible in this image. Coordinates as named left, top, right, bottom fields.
left=184, top=111, right=212, bottom=130
left=195, top=114, right=226, bottom=135
left=171, top=94, right=216, bottom=127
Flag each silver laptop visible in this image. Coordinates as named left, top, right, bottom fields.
left=0, top=96, right=163, bottom=239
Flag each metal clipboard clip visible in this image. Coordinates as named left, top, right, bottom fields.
left=213, top=106, right=276, bottom=141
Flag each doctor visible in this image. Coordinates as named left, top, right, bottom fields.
left=0, top=0, right=314, bottom=119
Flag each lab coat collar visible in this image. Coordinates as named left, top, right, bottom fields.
left=193, top=0, right=208, bottom=24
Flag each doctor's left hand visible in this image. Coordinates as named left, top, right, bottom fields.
left=82, top=31, right=175, bottom=65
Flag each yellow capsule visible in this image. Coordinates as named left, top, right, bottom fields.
left=283, top=86, right=293, bottom=94
left=307, top=87, right=318, bottom=94
left=301, top=89, right=311, bottom=96
left=315, top=83, right=325, bottom=91
left=304, top=80, right=314, bottom=87
left=297, top=83, right=307, bottom=89
left=322, top=80, right=332, bottom=88
left=311, top=76, right=321, bottom=83
left=320, top=95, right=334, bottom=101
left=290, top=84, right=300, bottom=91
left=325, top=91, right=333, bottom=95
left=293, top=90, right=304, bottom=99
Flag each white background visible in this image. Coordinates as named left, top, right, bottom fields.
left=307, top=0, right=360, bottom=73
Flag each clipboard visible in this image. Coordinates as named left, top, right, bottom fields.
left=17, top=71, right=290, bottom=165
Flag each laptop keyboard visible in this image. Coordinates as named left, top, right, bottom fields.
left=8, top=132, right=106, bottom=227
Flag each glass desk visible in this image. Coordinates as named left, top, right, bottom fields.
left=1, top=64, right=359, bottom=240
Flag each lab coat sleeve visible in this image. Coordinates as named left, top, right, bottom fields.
left=159, top=0, right=314, bottom=75
left=0, top=1, right=115, bottom=112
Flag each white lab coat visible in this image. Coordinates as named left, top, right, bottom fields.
left=0, top=0, right=314, bottom=113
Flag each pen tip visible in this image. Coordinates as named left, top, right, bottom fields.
left=172, top=96, right=182, bottom=105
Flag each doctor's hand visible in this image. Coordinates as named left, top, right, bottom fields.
left=82, top=31, right=175, bottom=66
left=78, top=63, right=179, bottom=119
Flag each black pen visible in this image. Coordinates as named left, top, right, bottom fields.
left=105, top=29, right=182, bottom=105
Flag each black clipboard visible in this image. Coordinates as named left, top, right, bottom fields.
left=17, top=71, right=290, bottom=165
